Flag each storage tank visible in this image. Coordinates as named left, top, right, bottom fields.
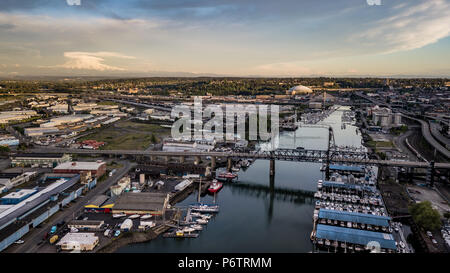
left=120, top=219, right=133, bottom=231
left=117, top=177, right=130, bottom=190
left=139, top=173, right=145, bottom=185
left=110, top=185, right=123, bottom=197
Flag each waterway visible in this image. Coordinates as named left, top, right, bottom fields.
left=117, top=106, right=365, bottom=253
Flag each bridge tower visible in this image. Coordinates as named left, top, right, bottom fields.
left=426, top=161, right=435, bottom=186
left=325, top=127, right=336, bottom=180
left=67, top=95, right=74, bottom=114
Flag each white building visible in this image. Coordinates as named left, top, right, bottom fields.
left=56, top=233, right=99, bottom=251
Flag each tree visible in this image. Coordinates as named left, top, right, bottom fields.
left=0, top=145, right=10, bottom=154
left=409, top=201, right=442, bottom=231
left=150, top=133, right=157, bottom=144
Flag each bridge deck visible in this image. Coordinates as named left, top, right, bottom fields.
left=22, top=148, right=450, bottom=169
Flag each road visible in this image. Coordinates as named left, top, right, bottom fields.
left=393, top=130, right=419, bottom=162
left=8, top=160, right=134, bottom=253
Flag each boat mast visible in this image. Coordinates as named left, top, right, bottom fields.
left=198, top=176, right=201, bottom=203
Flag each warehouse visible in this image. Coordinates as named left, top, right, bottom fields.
left=68, top=220, right=104, bottom=230
left=57, top=233, right=99, bottom=251
left=10, top=153, right=71, bottom=167
left=84, top=195, right=109, bottom=212
left=0, top=172, right=37, bottom=191
left=53, top=161, right=106, bottom=178
left=24, top=127, right=60, bottom=137
left=112, top=192, right=169, bottom=215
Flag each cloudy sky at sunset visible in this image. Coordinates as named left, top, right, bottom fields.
left=0, top=0, right=449, bottom=77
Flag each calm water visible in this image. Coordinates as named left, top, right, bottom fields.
left=117, top=106, right=363, bottom=253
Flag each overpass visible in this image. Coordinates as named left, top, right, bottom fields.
left=354, top=92, right=450, bottom=160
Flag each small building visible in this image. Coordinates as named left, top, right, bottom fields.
left=67, top=220, right=104, bottom=230
left=112, top=192, right=169, bottom=215
left=10, top=153, right=71, bottom=167
left=53, top=161, right=106, bottom=178
left=56, top=233, right=99, bottom=251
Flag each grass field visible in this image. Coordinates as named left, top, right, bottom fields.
left=366, top=140, right=394, bottom=148
left=79, top=120, right=170, bottom=150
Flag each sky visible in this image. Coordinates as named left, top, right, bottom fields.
left=0, top=0, right=449, bottom=77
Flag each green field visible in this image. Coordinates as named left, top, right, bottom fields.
left=79, top=120, right=170, bottom=150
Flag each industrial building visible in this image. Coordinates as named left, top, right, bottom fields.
left=53, top=161, right=106, bottom=178
left=0, top=172, right=37, bottom=191
left=112, top=192, right=169, bottom=215
left=0, top=135, right=19, bottom=147
left=56, top=233, right=99, bottom=251
left=84, top=195, right=110, bottom=212
left=68, top=220, right=104, bottom=230
left=10, top=153, right=71, bottom=167
left=0, top=110, right=38, bottom=124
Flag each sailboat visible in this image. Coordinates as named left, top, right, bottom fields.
left=189, top=176, right=220, bottom=213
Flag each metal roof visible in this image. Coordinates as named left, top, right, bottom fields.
left=329, top=164, right=364, bottom=172
left=316, top=224, right=396, bottom=250
left=113, top=192, right=168, bottom=211
left=322, top=181, right=376, bottom=192
left=318, top=209, right=391, bottom=227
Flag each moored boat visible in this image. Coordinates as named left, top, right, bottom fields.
left=208, top=180, right=223, bottom=194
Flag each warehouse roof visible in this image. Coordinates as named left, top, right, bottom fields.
left=113, top=192, right=168, bottom=211
left=318, top=209, right=391, bottom=227
left=68, top=220, right=104, bottom=226
left=84, top=195, right=109, bottom=208
left=54, top=161, right=105, bottom=171
left=322, top=181, right=376, bottom=192
left=316, top=224, right=396, bottom=250
left=57, top=232, right=98, bottom=246
left=329, top=164, right=364, bottom=173
left=12, top=153, right=66, bottom=158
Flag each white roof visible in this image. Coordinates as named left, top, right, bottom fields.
left=54, top=161, right=105, bottom=171
left=57, top=233, right=98, bottom=246
left=1, top=189, right=37, bottom=199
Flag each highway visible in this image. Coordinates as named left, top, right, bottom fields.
left=8, top=160, right=134, bottom=253
left=429, top=121, right=450, bottom=150
left=401, top=115, right=450, bottom=159
left=355, top=92, right=450, bottom=160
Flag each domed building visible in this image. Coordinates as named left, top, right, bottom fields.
left=286, top=85, right=313, bottom=95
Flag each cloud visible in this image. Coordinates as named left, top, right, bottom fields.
left=55, top=51, right=136, bottom=71
left=355, top=0, right=450, bottom=53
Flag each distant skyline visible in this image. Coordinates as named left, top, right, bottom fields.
left=0, top=0, right=449, bottom=77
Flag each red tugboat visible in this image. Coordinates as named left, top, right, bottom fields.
left=208, top=179, right=223, bottom=194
